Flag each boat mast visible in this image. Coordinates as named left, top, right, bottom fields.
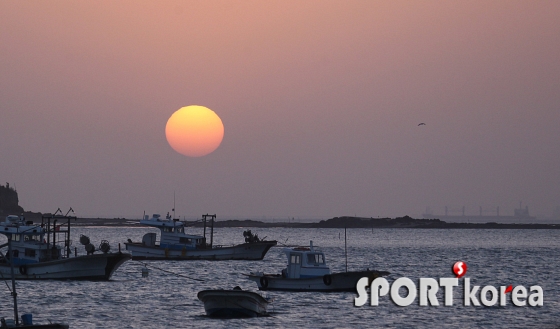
left=203, top=216, right=207, bottom=245
left=7, top=235, right=19, bottom=326
left=66, top=215, right=71, bottom=258
left=210, top=214, right=215, bottom=248
left=201, top=214, right=216, bottom=248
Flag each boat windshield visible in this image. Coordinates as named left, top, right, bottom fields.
left=307, top=253, right=325, bottom=264
left=290, top=254, right=301, bottom=264
left=23, top=235, right=41, bottom=242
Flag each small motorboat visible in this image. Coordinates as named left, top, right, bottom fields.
left=125, top=214, right=277, bottom=260
left=245, top=241, right=389, bottom=292
left=197, top=287, right=272, bottom=318
left=0, top=212, right=131, bottom=280
left=1, top=316, right=69, bottom=329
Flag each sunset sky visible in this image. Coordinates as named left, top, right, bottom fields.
left=1, top=1, right=559, bottom=220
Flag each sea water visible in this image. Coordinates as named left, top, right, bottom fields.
left=3, top=227, right=560, bottom=328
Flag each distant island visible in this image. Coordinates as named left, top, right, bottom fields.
left=0, top=183, right=24, bottom=215
left=2, top=183, right=559, bottom=229
left=72, top=215, right=560, bottom=229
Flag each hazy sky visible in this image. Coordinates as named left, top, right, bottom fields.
left=1, top=1, right=559, bottom=220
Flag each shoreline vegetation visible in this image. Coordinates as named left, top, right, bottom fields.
left=68, top=215, right=560, bottom=229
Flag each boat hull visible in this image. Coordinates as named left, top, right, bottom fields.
left=197, top=290, right=270, bottom=318
left=124, top=241, right=277, bottom=260
left=0, top=252, right=131, bottom=280
left=0, top=323, right=69, bottom=329
left=246, top=270, right=389, bottom=292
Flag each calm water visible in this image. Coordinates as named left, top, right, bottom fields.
left=3, top=227, right=560, bottom=328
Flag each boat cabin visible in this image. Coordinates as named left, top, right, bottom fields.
left=0, top=215, right=63, bottom=265
left=282, top=241, right=330, bottom=279
left=140, top=214, right=206, bottom=250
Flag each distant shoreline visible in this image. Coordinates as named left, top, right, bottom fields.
left=70, top=216, right=560, bottom=229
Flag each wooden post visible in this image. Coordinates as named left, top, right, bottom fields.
left=344, top=226, right=348, bottom=272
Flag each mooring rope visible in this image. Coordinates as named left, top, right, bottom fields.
left=0, top=257, right=13, bottom=293
left=135, top=260, right=204, bottom=282
left=1, top=274, right=12, bottom=292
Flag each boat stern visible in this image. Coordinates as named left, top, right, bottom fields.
left=245, top=272, right=266, bottom=289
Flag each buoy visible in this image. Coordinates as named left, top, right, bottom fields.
left=260, top=276, right=269, bottom=289
left=85, top=243, right=95, bottom=255
left=79, top=234, right=90, bottom=245
left=99, top=240, right=111, bottom=253
left=141, top=265, right=149, bottom=278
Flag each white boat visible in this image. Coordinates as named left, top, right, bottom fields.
left=124, top=214, right=277, bottom=260
left=197, top=287, right=272, bottom=317
left=245, top=241, right=389, bottom=292
left=0, top=212, right=131, bottom=280
left=2, top=228, right=70, bottom=328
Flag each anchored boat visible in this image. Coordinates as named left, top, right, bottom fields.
left=124, top=214, right=277, bottom=260
left=2, top=228, right=69, bottom=328
left=0, top=212, right=131, bottom=280
left=246, top=241, right=389, bottom=292
left=197, top=287, right=272, bottom=318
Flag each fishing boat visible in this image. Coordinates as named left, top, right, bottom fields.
left=0, top=211, right=131, bottom=280
left=1, top=231, right=69, bottom=328
left=245, top=241, right=389, bottom=292
left=124, top=214, right=277, bottom=260
left=197, top=287, right=272, bottom=318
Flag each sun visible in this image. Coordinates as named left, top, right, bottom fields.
left=165, top=105, right=224, bottom=157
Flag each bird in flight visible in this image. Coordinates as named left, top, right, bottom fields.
left=418, top=123, right=426, bottom=126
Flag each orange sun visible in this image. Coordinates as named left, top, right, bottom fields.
left=165, top=105, right=224, bottom=157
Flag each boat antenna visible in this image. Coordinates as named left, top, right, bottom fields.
left=344, top=225, right=348, bottom=273
left=173, top=191, right=176, bottom=220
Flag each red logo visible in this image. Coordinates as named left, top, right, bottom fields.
left=452, top=261, right=467, bottom=278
